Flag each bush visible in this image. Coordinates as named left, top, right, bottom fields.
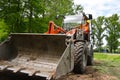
left=0, top=20, right=8, bottom=42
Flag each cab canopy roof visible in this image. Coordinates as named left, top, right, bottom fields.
left=63, top=14, right=83, bottom=23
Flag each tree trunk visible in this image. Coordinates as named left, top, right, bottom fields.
left=110, top=47, right=112, bottom=53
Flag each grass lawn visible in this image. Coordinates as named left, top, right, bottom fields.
left=94, top=53, right=120, bottom=80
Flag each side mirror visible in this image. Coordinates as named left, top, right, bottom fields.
left=89, top=14, right=92, bottom=20
left=55, top=15, right=65, bottom=20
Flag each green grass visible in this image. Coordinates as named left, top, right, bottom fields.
left=94, top=53, right=120, bottom=80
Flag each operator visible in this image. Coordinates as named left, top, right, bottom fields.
left=76, top=20, right=89, bottom=33
left=83, top=20, right=89, bottom=33
left=83, top=20, right=90, bottom=41
left=77, top=20, right=89, bottom=41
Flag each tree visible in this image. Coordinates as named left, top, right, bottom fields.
left=92, top=16, right=106, bottom=52
left=0, top=0, right=48, bottom=33
left=72, top=4, right=83, bottom=14
left=23, top=0, right=45, bottom=32
left=105, top=14, right=120, bottom=53
left=44, top=0, right=74, bottom=26
left=0, top=0, right=26, bottom=33
left=0, top=0, right=83, bottom=33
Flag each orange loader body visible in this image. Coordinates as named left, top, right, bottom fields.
left=45, top=21, right=89, bottom=36
left=45, top=21, right=66, bottom=34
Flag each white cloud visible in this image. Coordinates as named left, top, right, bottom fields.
left=74, top=0, right=120, bottom=18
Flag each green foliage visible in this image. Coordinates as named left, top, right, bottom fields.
left=105, top=14, right=120, bottom=53
left=23, top=0, right=45, bottom=32
left=92, top=16, right=106, bottom=52
left=92, top=14, right=120, bottom=53
left=0, top=0, right=26, bottom=33
left=72, top=4, right=83, bottom=14
left=0, top=0, right=48, bottom=33
left=0, top=0, right=83, bottom=33
left=0, top=20, right=8, bottom=42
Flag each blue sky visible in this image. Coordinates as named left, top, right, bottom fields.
left=74, top=0, right=120, bottom=18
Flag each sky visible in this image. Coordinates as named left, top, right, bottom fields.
left=74, top=0, right=120, bottom=47
left=74, top=0, right=120, bottom=18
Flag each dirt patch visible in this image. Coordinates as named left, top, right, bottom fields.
left=58, top=67, right=117, bottom=80
left=57, top=61, right=118, bottom=80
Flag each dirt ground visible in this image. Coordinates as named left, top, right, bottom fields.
left=57, top=67, right=117, bottom=80
left=57, top=60, right=118, bottom=80
left=0, top=61, right=118, bottom=80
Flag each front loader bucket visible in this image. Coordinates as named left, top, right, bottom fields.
left=0, top=33, right=74, bottom=80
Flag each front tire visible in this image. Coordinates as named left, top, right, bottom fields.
left=73, top=41, right=87, bottom=74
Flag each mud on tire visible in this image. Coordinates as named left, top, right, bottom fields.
left=73, top=41, right=87, bottom=74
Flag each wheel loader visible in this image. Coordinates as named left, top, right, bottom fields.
left=0, top=13, right=93, bottom=80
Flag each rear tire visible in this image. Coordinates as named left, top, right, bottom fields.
left=87, top=55, right=93, bottom=65
left=87, top=46, right=93, bottom=65
left=73, top=41, right=87, bottom=74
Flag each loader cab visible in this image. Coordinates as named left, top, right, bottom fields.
left=62, top=13, right=92, bottom=41
left=62, top=13, right=92, bottom=31
left=62, top=14, right=84, bottom=31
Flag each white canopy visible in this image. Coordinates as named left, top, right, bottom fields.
left=63, top=14, right=83, bottom=23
